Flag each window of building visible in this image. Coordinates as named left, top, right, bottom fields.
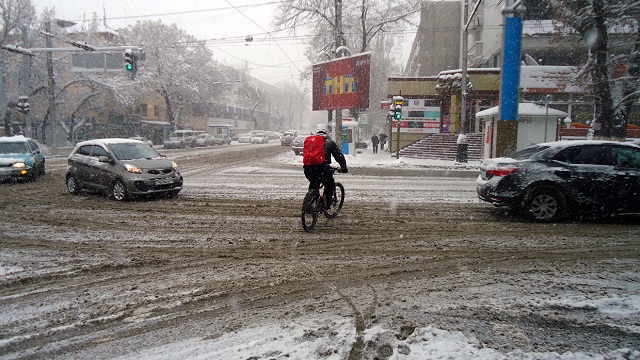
left=138, top=104, right=148, bottom=117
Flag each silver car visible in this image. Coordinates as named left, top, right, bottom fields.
left=194, top=133, right=215, bottom=147
left=66, top=138, right=183, bottom=201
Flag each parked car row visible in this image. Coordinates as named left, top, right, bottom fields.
left=163, top=130, right=197, bottom=149
left=236, top=130, right=283, bottom=143
left=164, top=130, right=232, bottom=149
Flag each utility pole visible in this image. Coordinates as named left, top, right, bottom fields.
left=45, top=21, right=57, bottom=154
left=496, top=0, right=524, bottom=157
left=460, top=0, right=469, bottom=135
left=21, top=26, right=31, bottom=138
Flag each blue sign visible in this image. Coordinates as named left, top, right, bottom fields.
left=500, top=16, right=523, bottom=121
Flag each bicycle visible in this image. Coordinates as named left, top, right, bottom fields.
left=301, top=167, right=345, bottom=232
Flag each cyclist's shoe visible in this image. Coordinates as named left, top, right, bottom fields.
left=324, top=196, right=332, bottom=210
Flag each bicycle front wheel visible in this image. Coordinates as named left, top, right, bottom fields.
left=301, top=189, right=319, bottom=232
left=324, top=182, right=344, bottom=219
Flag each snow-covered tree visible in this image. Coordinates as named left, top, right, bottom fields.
left=0, top=0, right=37, bottom=133
left=543, top=0, right=639, bottom=139
left=119, top=20, right=223, bottom=130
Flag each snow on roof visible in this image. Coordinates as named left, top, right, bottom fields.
left=65, top=20, right=121, bottom=38
left=520, top=66, right=588, bottom=94
left=476, top=102, right=568, bottom=117
left=522, top=20, right=562, bottom=36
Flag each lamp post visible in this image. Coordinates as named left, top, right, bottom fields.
left=544, top=94, right=551, bottom=142
left=562, top=116, right=572, bottom=140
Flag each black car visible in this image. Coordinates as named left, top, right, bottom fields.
left=291, top=135, right=309, bottom=156
left=476, top=140, right=640, bottom=222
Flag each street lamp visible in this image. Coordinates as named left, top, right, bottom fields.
left=544, top=94, right=551, bottom=142
left=562, top=116, right=572, bottom=140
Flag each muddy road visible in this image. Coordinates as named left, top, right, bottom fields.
left=1, top=144, right=639, bottom=359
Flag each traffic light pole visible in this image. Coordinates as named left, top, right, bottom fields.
left=2, top=33, right=143, bottom=152
left=45, top=21, right=57, bottom=154
left=20, top=26, right=32, bottom=138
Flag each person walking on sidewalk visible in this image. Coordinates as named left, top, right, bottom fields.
left=371, top=134, right=379, bottom=153
left=379, top=133, right=387, bottom=152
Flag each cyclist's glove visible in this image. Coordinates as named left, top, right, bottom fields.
left=339, top=167, right=348, bottom=174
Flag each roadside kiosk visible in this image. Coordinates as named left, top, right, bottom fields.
left=341, top=119, right=359, bottom=155
left=477, top=103, right=568, bottom=159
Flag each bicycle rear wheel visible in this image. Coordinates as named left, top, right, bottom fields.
left=301, top=189, right=319, bottom=232
left=324, top=182, right=344, bottom=219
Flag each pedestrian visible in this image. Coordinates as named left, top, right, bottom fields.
left=456, top=133, right=468, bottom=163
left=379, top=133, right=387, bottom=152
left=371, top=134, right=379, bottom=153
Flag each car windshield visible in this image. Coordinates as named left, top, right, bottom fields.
left=109, top=143, right=161, bottom=160
left=0, top=142, right=29, bottom=154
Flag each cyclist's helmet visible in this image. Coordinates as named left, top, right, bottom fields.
left=316, top=129, right=327, bottom=135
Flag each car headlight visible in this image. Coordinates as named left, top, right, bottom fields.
left=171, top=161, right=178, bottom=171
left=124, top=163, right=143, bottom=174
left=12, top=162, right=26, bottom=169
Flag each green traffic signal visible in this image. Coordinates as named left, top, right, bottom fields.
left=125, top=63, right=133, bottom=71
left=394, top=111, right=402, bottom=120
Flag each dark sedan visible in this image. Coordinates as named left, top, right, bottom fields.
left=291, top=135, right=309, bottom=156
left=476, top=140, right=640, bottom=222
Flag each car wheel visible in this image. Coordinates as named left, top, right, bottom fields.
left=112, top=179, right=129, bottom=201
left=523, top=185, right=566, bottom=222
left=66, top=175, right=80, bottom=195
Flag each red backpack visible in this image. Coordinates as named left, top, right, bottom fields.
left=303, top=135, right=326, bottom=166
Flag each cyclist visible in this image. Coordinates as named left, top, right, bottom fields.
left=303, top=129, right=348, bottom=208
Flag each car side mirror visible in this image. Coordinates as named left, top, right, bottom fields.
left=98, top=155, right=113, bottom=164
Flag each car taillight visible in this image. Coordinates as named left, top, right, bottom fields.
left=486, top=166, right=518, bottom=177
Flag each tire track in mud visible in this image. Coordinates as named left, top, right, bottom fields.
left=1, top=146, right=639, bottom=358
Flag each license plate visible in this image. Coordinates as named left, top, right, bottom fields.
left=154, top=178, right=174, bottom=185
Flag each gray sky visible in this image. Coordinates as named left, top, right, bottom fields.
left=30, top=0, right=312, bottom=83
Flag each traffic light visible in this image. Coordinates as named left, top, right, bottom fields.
left=393, top=96, right=404, bottom=120
left=124, top=49, right=138, bottom=79
left=124, top=49, right=133, bottom=71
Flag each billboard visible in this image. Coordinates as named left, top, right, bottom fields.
left=391, top=99, right=441, bottom=134
left=312, top=52, right=371, bottom=111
